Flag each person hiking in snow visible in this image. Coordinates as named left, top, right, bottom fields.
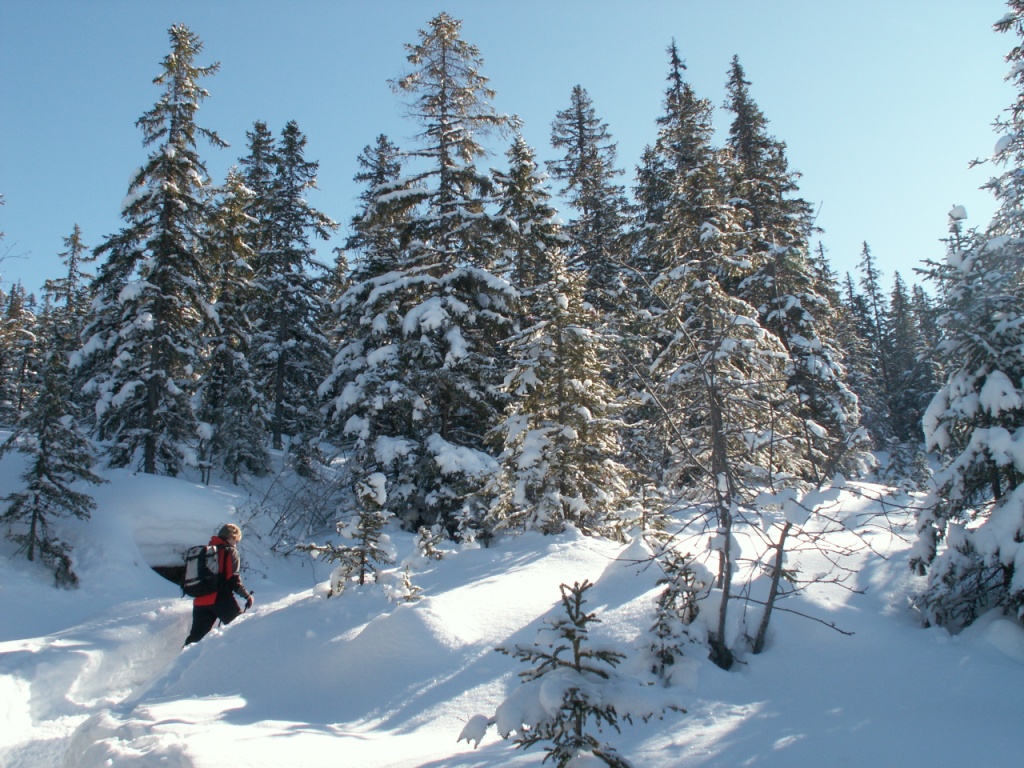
left=184, top=523, right=254, bottom=646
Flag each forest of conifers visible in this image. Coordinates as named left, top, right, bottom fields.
left=1, top=10, right=1023, bottom=650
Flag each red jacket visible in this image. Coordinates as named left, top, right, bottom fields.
left=194, top=536, right=250, bottom=606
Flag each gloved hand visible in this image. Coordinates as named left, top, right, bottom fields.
left=244, top=594, right=254, bottom=611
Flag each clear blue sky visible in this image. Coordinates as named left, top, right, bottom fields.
left=0, top=0, right=1014, bottom=297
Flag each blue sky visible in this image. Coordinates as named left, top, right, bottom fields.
left=0, top=0, right=1014, bottom=297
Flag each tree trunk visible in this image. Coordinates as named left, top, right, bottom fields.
left=707, top=374, right=735, bottom=671
left=752, top=520, right=792, bottom=654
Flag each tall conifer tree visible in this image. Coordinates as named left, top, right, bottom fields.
left=248, top=121, right=336, bottom=472
left=325, top=14, right=517, bottom=532
left=486, top=135, right=631, bottom=536
left=77, top=24, right=223, bottom=475
left=0, top=285, right=39, bottom=424
left=548, top=85, right=632, bottom=318
left=724, top=57, right=860, bottom=479
left=196, top=169, right=270, bottom=484
left=885, top=272, right=935, bottom=444
left=43, top=224, right=93, bottom=345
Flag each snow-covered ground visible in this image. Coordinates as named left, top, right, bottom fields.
left=2, top=448, right=1023, bottom=767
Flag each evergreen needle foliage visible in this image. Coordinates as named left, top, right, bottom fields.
left=1, top=348, right=105, bottom=586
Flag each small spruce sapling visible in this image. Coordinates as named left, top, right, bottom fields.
left=415, top=525, right=445, bottom=561
left=648, top=545, right=707, bottom=682
left=298, top=473, right=397, bottom=596
left=382, top=565, right=423, bottom=603
left=460, top=580, right=682, bottom=767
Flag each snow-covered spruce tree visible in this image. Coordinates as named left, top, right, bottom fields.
left=724, top=56, right=862, bottom=481
left=911, top=280, right=943, bottom=365
left=884, top=271, right=937, bottom=445
left=239, top=121, right=277, bottom=258
left=324, top=13, right=517, bottom=533
left=838, top=269, right=888, bottom=447
left=548, top=85, right=633, bottom=323
left=341, top=134, right=411, bottom=279
left=461, top=580, right=681, bottom=767
left=42, top=224, right=94, bottom=349
left=631, top=50, right=807, bottom=668
left=850, top=241, right=898, bottom=444
left=1, top=340, right=105, bottom=587
left=76, top=24, right=224, bottom=475
left=492, top=134, right=568, bottom=295
left=0, top=285, right=40, bottom=425
left=722, top=56, right=813, bottom=250
left=878, top=274, right=941, bottom=490
left=320, top=135, right=420, bottom=528
left=298, top=473, right=397, bottom=595
left=623, top=44, right=701, bottom=502
left=910, top=7, right=1024, bottom=628
left=488, top=247, right=630, bottom=537
left=248, top=120, right=336, bottom=473
left=647, top=543, right=708, bottom=682
left=196, top=168, right=271, bottom=484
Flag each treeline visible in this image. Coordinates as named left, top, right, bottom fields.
left=1, top=10, right=1021, bottom=643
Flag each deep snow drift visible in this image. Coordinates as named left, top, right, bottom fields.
left=1, top=448, right=1023, bottom=767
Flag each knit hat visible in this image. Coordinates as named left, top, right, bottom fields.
left=218, top=523, right=242, bottom=542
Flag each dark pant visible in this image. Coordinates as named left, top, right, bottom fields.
left=184, top=594, right=242, bottom=646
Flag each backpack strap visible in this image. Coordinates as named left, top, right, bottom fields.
left=219, top=544, right=235, bottom=582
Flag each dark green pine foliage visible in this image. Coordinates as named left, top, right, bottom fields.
left=488, top=246, right=630, bottom=536
left=884, top=272, right=936, bottom=443
left=1, top=339, right=105, bottom=587
left=492, top=135, right=567, bottom=294
left=342, top=134, right=412, bottom=280
left=249, top=121, right=337, bottom=473
left=854, top=242, right=895, bottom=443
left=78, top=24, right=224, bottom=475
left=548, top=85, right=633, bottom=319
left=42, top=224, right=94, bottom=347
left=839, top=269, right=886, bottom=446
left=196, top=169, right=271, bottom=484
left=0, top=285, right=40, bottom=425
left=724, top=56, right=860, bottom=480
left=326, top=13, right=517, bottom=533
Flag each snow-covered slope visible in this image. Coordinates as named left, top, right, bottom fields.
left=2, top=461, right=1024, bottom=767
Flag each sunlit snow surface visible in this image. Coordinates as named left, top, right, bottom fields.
left=1, top=442, right=1023, bottom=767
